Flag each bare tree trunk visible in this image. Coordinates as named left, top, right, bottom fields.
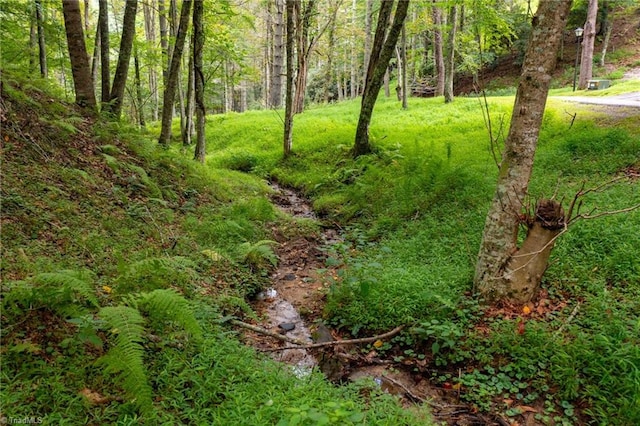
left=98, top=0, right=109, bottom=104
left=600, top=20, right=612, bottom=67
left=432, top=1, right=444, bottom=96
left=143, top=0, right=159, bottom=121
left=270, top=0, right=285, bottom=108
left=363, top=0, right=373, bottom=85
left=158, top=0, right=192, bottom=146
left=183, top=35, right=194, bottom=146
left=474, top=0, right=573, bottom=304
left=61, top=0, right=96, bottom=110
left=323, top=4, right=338, bottom=103
left=353, top=0, right=410, bottom=157
left=158, top=0, right=169, bottom=85
left=193, top=0, right=205, bottom=163
left=35, top=0, right=48, bottom=78
left=106, top=0, right=138, bottom=118
left=400, top=24, right=408, bottom=109
left=283, top=0, right=295, bottom=157
left=578, top=0, right=598, bottom=90
left=30, top=5, right=37, bottom=73
left=293, top=0, right=319, bottom=114
left=90, top=19, right=100, bottom=90
left=134, top=45, right=145, bottom=127
left=444, top=5, right=458, bottom=103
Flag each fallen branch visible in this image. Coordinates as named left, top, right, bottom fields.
left=259, top=325, right=406, bottom=351
left=229, top=319, right=309, bottom=346
left=555, top=302, right=581, bottom=336
left=381, top=374, right=425, bottom=404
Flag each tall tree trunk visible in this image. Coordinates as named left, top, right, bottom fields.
left=474, top=0, right=573, bottom=304
left=363, top=0, right=373, bottom=85
left=432, top=1, right=444, bottom=96
left=158, top=0, right=192, bottom=146
left=106, top=0, right=138, bottom=118
left=323, top=4, right=338, bottom=103
left=444, top=5, right=458, bottom=103
left=283, top=0, right=295, bottom=157
left=353, top=0, right=410, bottom=157
left=293, top=0, right=319, bottom=114
left=134, top=45, right=145, bottom=127
left=183, top=35, right=195, bottom=146
left=143, top=0, right=159, bottom=121
left=193, top=0, right=205, bottom=163
left=578, top=0, right=598, bottom=90
left=90, top=19, right=100, bottom=90
left=158, top=0, right=169, bottom=85
left=35, top=0, right=48, bottom=78
left=270, top=0, right=285, bottom=108
left=30, top=5, right=37, bottom=73
left=383, top=68, right=390, bottom=97
left=599, top=17, right=612, bottom=67
left=61, top=0, right=96, bottom=110
left=400, top=24, right=408, bottom=109
left=350, top=0, right=357, bottom=99
left=98, top=0, right=110, bottom=104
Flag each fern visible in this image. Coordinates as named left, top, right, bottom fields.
left=239, top=240, right=279, bottom=271
left=117, top=256, right=198, bottom=294
left=2, top=269, right=98, bottom=318
left=97, top=289, right=202, bottom=415
left=136, top=289, right=203, bottom=342
left=96, top=306, right=152, bottom=414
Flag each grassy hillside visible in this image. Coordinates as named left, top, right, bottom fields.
left=0, top=71, right=429, bottom=425
left=204, top=89, right=639, bottom=424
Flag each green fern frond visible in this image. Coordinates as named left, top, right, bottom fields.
left=239, top=240, right=279, bottom=270
left=2, top=269, right=98, bottom=319
left=97, top=306, right=152, bottom=414
left=137, top=289, right=203, bottom=342
left=118, top=256, right=198, bottom=293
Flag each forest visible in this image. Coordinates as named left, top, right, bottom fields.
left=1, top=0, right=640, bottom=425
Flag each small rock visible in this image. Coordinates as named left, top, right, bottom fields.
left=278, top=323, right=296, bottom=332
left=283, top=273, right=296, bottom=281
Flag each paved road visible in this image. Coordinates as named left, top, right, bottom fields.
left=551, top=92, right=640, bottom=108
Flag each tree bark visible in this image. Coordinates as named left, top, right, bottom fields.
left=283, top=0, right=295, bottom=157
left=98, top=0, right=110, bottom=104
left=400, top=24, right=408, bottom=109
left=134, top=45, right=145, bottom=127
left=158, top=0, right=169, bottom=85
left=444, top=5, right=458, bottom=103
left=353, top=0, right=410, bottom=157
left=183, top=33, right=195, bottom=147
left=106, top=0, right=138, bottom=118
left=61, top=0, right=96, bottom=110
left=474, top=0, right=573, bottom=304
left=578, top=0, right=598, bottom=90
left=432, top=2, right=444, bottom=97
left=30, top=3, right=37, bottom=73
left=158, top=0, right=192, bottom=147
left=143, top=0, right=159, bottom=121
left=193, top=0, right=205, bottom=163
left=363, top=0, right=373, bottom=86
left=270, top=0, right=285, bottom=108
left=293, top=0, right=319, bottom=114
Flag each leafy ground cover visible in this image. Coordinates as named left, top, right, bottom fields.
left=0, top=70, right=428, bottom=425
left=207, top=92, right=640, bottom=424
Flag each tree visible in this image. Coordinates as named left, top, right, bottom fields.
left=61, top=0, right=96, bottom=110
left=444, top=4, right=458, bottom=103
left=283, top=0, right=295, bottom=157
left=98, top=0, right=110, bottom=104
left=106, top=0, right=138, bottom=118
left=474, top=0, right=573, bottom=304
left=432, top=1, right=444, bottom=96
left=353, top=0, right=410, bottom=157
left=270, top=0, right=285, bottom=108
left=158, top=0, right=192, bottom=147
left=578, top=0, right=598, bottom=90
left=35, top=0, right=47, bottom=78
left=193, top=0, right=205, bottom=162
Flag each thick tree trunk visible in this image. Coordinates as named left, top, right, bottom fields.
left=98, top=0, right=110, bottom=104
left=183, top=37, right=195, bottom=147
left=283, top=0, right=295, bottom=157
left=61, top=0, right=96, bottom=110
left=158, top=0, right=192, bottom=146
left=474, top=0, right=573, bottom=303
left=432, top=2, right=444, bottom=97
left=193, top=0, right=205, bottom=163
left=270, top=0, right=285, bottom=108
left=578, top=0, right=598, bottom=90
left=90, top=19, right=99, bottom=90
left=353, top=0, right=410, bottom=157
left=35, top=0, right=49, bottom=78
left=444, top=5, right=458, bottom=103
left=106, top=0, right=138, bottom=118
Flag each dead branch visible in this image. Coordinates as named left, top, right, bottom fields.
left=555, top=302, right=582, bottom=336
left=258, top=325, right=406, bottom=351
left=381, top=374, right=425, bottom=404
left=229, top=319, right=309, bottom=346
left=575, top=204, right=640, bottom=221
left=477, top=89, right=503, bottom=169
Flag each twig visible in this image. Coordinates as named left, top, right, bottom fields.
left=555, top=302, right=582, bottom=336
left=229, top=319, right=309, bottom=346
left=259, top=325, right=406, bottom=351
left=576, top=204, right=640, bottom=221
left=381, top=374, right=425, bottom=404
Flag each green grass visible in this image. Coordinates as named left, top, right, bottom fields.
left=203, top=91, right=640, bottom=424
